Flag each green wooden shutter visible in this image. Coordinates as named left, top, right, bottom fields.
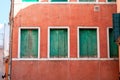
left=87, top=30, right=97, bottom=57
left=22, top=0, right=38, bottom=2
left=50, top=30, right=59, bottom=57
left=20, top=29, right=38, bottom=58
left=51, top=0, right=67, bottom=2
left=109, top=29, right=118, bottom=58
left=50, top=29, right=68, bottom=58
left=79, top=29, right=88, bottom=57
left=79, top=29, right=97, bottom=58
left=108, top=0, right=116, bottom=2
left=79, top=0, right=95, bottom=2
left=58, top=29, right=68, bottom=57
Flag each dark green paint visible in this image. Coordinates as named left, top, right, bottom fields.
left=20, top=29, right=38, bottom=58
left=79, top=29, right=97, bottom=58
left=108, top=0, right=116, bottom=2
left=22, top=0, right=38, bottom=2
left=51, top=0, right=67, bottom=2
left=50, top=29, right=68, bottom=58
left=113, top=13, right=120, bottom=41
left=109, top=29, right=118, bottom=58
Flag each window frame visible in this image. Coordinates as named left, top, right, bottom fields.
left=107, top=27, right=118, bottom=59
left=18, top=27, right=40, bottom=60
left=77, top=27, right=100, bottom=59
left=48, top=27, right=70, bottom=59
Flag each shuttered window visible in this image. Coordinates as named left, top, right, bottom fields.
left=50, top=29, right=68, bottom=58
left=22, top=0, right=38, bottom=2
left=109, top=29, right=118, bottom=58
left=108, top=0, right=116, bottom=2
left=79, top=0, right=96, bottom=2
left=51, top=0, right=67, bottom=2
left=20, top=29, right=38, bottom=58
left=79, top=29, right=97, bottom=58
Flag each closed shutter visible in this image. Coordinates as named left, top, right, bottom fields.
left=79, top=29, right=97, bottom=58
left=108, top=0, right=116, bottom=2
left=20, top=29, right=38, bottom=58
left=51, top=0, right=67, bottom=2
left=22, top=0, right=38, bottom=2
left=113, top=13, right=120, bottom=41
left=50, top=29, right=68, bottom=58
left=50, top=30, right=59, bottom=57
left=109, top=29, right=118, bottom=58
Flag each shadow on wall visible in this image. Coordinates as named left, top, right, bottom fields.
left=0, top=48, right=4, bottom=80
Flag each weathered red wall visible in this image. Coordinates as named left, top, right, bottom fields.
left=12, top=60, right=118, bottom=80
left=12, top=4, right=118, bottom=80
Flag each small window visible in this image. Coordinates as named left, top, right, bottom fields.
left=108, top=0, right=116, bottom=2
left=20, top=29, right=39, bottom=58
left=49, top=29, right=68, bottom=58
left=79, top=0, right=96, bottom=2
left=51, top=0, right=67, bottom=2
left=22, top=0, right=39, bottom=2
left=109, top=28, right=118, bottom=58
left=79, top=28, right=98, bottom=58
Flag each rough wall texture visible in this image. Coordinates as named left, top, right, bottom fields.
left=12, top=4, right=118, bottom=80
left=12, top=60, right=118, bottom=80
left=0, top=48, right=4, bottom=80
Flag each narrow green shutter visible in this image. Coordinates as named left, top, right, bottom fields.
left=50, top=29, right=68, bottom=58
left=87, top=30, right=97, bottom=57
left=109, top=29, right=118, bottom=58
left=50, top=30, right=59, bottom=57
left=20, top=29, right=38, bottom=58
left=79, top=29, right=97, bottom=58
left=51, top=0, right=67, bottom=2
left=22, top=0, right=38, bottom=2
left=79, top=29, right=88, bottom=57
left=108, top=0, right=116, bottom=2
left=58, top=29, right=68, bottom=57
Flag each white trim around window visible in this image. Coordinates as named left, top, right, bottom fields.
left=77, top=26, right=100, bottom=59
left=107, top=27, right=112, bottom=59
left=107, top=27, right=118, bottom=59
left=48, top=26, right=70, bottom=59
left=18, top=27, right=40, bottom=60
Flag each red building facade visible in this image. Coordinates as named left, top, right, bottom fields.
left=11, top=0, right=118, bottom=80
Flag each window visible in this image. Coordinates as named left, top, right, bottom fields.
left=19, top=28, right=40, bottom=58
left=79, top=0, right=96, bottom=2
left=49, top=28, right=69, bottom=58
left=108, top=0, right=116, bottom=2
left=108, top=28, right=118, bottom=58
left=22, top=0, right=39, bottom=2
left=51, top=0, right=67, bottom=2
left=78, top=28, right=98, bottom=58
